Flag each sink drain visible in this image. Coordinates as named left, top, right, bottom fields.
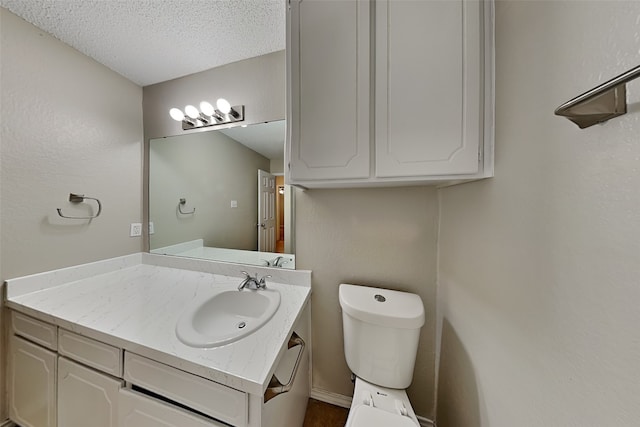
left=237, top=321, right=246, bottom=329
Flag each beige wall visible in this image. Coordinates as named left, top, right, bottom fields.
left=437, top=1, right=640, bottom=426
left=0, top=8, right=143, bottom=421
left=296, top=187, right=438, bottom=418
left=149, top=131, right=269, bottom=250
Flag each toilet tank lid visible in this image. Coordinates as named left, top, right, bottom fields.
left=339, top=284, right=425, bottom=329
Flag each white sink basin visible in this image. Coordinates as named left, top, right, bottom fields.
left=175, top=289, right=281, bottom=348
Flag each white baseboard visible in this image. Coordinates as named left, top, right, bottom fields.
left=310, top=387, right=352, bottom=408
left=1, top=420, right=16, bottom=427
left=310, top=387, right=435, bottom=427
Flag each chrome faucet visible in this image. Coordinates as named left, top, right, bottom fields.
left=238, top=271, right=271, bottom=291
left=264, top=256, right=290, bottom=268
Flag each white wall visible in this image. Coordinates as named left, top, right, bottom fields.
left=0, top=8, right=143, bottom=420
left=437, top=1, right=640, bottom=426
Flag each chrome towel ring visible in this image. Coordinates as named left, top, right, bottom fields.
left=57, top=193, right=102, bottom=220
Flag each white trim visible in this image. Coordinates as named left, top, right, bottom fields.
left=1, top=420, right=16, bottom=427
left=310, top=387, right=352, bottom=409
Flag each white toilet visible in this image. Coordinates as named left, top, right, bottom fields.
left=339, top=283, right=425, bottom=427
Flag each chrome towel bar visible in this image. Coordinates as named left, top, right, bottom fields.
left=555, top=64, right=640, bottom=129
left=56, top=193, right=102, bottom=220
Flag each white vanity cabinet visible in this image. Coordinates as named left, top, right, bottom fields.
left=286, top=0, right=493, bottom=187
left=8, top=303, right=312, bottom=427
left=5, top=255, right=312, bottom=427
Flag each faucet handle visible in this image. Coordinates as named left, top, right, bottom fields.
left=258, top=275, right=272, bottom=287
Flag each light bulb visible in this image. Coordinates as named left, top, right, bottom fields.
left=184, top=105, right=199, bottom=119
left=216, top=98, right=231, bottom=114
left=200, top=101, right=214, bottom=116
left=169, top=108, right=184, bottom=121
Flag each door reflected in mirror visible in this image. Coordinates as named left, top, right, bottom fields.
left=149, top=120, right=295, bottom=269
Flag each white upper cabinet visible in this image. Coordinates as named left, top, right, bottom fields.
left=287, top=0, right=493, bottom=187
left=287, top=0, right=371, bottom=181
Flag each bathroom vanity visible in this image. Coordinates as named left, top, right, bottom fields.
left=5, top=253, right=311, bottom=427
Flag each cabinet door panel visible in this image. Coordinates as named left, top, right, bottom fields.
left=9, top=335, right=57, bottom=427
left=288, top=0, right=370, bottom=181
left=58, top=357, right=123, bottom=427
left=376, top=0, right=482, bottom=177
left=119, top=389, right=225, bottom=427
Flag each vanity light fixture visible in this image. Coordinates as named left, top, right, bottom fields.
left=169, top=98, right=245, bottom=130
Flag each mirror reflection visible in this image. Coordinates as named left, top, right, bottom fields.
left=149, top=120, right=295, bottom=268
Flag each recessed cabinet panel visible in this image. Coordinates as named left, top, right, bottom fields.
left=288, top=0, right=370, bottom=180
left=58, top=357, right=123, bottom=427
left=12, top=311, right=58, bottom=350
left=119, top=389, right=225, bottom=427
left=9, top=335, right=57, bottom=427
left=58, top=329, right=123, bottom=377
left=375, top=0, right=481, bottom=177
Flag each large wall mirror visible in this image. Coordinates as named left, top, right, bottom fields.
left=149, top=120, right=295, bottom=268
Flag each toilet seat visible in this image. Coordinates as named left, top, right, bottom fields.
left=346, top=378, right=420, bottom=427
left=348, top=405, right=418, bottom=427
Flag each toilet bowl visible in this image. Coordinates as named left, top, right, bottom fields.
left=339, top=284, right=425, bottom=427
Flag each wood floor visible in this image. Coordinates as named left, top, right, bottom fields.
left=303, top=398, right=349, bottom=427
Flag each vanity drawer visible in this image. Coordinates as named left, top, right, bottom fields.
left=119, top=389, right=226, bottom=427
left=11, top=311, right=57, bottom=350
left=124, top=352, right=247, bottom=426
left=58, top=329, right=123, bottom=377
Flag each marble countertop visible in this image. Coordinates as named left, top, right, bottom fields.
left=5, top=253, right=311, bottom=395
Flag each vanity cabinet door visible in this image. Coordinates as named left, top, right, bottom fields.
left=119, top=389, right=227, bottom=427
left=287, top=0, right=371, bottom=182
left=374, top=0, right=483, bottom=178
left=9, top=335, right=57, bottom=427
left=58, top=357, right=123, bottom=427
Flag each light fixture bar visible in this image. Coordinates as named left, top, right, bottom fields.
left=182, top=105, right=245, bottom=130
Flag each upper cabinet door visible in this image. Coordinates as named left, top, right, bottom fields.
left=287, top=0, right=371, bottom=181
left=375, top=0, right=483, bottom=178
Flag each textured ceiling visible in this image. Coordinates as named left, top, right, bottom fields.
left=0, top=0, right=285, bottom=86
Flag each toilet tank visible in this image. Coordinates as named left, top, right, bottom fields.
left=339, top=284, right=425, bottom=389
